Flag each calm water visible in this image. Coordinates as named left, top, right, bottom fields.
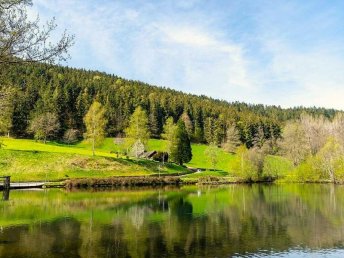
left=0, top=184, right=344, bottom=257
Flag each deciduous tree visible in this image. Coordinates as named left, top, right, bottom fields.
left=125, top=106, right=150, bottom=148
left=205, top=143, right=220, bottom=171
left=83, top=101, right=107, bottom=156
left=28, top=112, right=59, bottom=143
left=161, top=117, right=176, bottom=154
left=63, top=129, right=79, bottom=144
left=0, top=0, right=74, bottom=66
left=0, top=86, right=14, bottom=136
left=222, top=124, right=241, bottom=153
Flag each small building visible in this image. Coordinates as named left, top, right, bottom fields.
left=139, top=151, right=157, bottom=159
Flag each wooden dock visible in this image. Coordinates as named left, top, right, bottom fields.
left=0, top=182, right=45, bottom=190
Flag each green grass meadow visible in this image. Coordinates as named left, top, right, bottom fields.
left=0, top=137, right=234, bottom=182
left=0, top=137, right=290, bottom=182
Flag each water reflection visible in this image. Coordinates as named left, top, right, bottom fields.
left=0, top=184, right=344, bottom=257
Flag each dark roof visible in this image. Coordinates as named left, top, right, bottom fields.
left=139, top=151, right=157, bottom=159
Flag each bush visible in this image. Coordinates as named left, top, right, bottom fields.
left=263, top=155, right=293, bottom=179
left=65, top=176, right=181, bottom=188
left=63, top=129, right=80, bottom=144
left=197, top=176, right=220, bottom=184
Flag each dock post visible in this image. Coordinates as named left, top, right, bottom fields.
left=2, top=189, right=9, bottom=201
left=3, top=176, right=10, bottom=190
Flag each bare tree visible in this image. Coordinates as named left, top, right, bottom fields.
left=181, top=112, right=193, bottom=136
left=0, top=85, right=14, bottom=136
left=222, top=124, right=241, bottom=153
left=300, top=113, right=329, bottom=155
left=0, top=0, right=74, bottom=66
left=130, top=139, right=145, bottom=158
left=28, top=112, right=60, bottom=143
left=331, top=113, right=344, bottom=146
left=280, top=121, right=311, bottom=166
left=63, top=129, right=79, bottom=144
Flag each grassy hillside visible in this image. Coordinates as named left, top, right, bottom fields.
left=0, top=138, right=188, bottom=181
left=0, top=137, right=234, bottom=182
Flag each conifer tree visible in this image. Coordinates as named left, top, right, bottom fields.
left=204, top=117, right=214, bottom=144
left=170, top=120, right=192, bottom=165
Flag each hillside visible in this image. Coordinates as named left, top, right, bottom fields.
left=0, top=63, right=340, bottom=148
left=0, top=137, right=234, bottom=182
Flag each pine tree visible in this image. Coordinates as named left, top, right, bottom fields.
left=193, top=109, right=204, bottom=142
left=84, top=101, right=107, bottom=156
left=204, top=117, right=214, bottom=144
left=125, top=106, right=150, bottom=149
left=170, top=120, right=192, bottom=165
left=149, top=105, right=160, bottom=138
left=213, top=114, right=226, bottom=145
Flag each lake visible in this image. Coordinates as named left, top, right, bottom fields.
left=0, top=184, right=344, bottom=257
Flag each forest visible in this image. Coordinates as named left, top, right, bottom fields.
left=2, top=63, right=344, bottom=183
left=0, top=63, right=339, bottom=147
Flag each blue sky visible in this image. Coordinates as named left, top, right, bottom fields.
left=29, top=0, right=344, bottom=109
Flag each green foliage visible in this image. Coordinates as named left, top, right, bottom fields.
left=0, top=86, right=15, bottom=136
left=289, top=157, right=321, bottom=182
left=263, top=155, right=293, bottom=179
left=0, top=139, right=5, bottom=149
left=2, top=63, right=340, bottom=147
left=84, top=101, right=107, bottom=156
left=204, top=143, right=220, bottom=170
left=125, top=106, right=150, bottom=147
left=230, top=145, right=259, bottom=181
left=161, top=117, right=176, bottom=154
left=170, top=120, right=192, bottom=165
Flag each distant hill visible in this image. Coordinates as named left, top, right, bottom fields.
left=0, top=63, right=339, bottom=146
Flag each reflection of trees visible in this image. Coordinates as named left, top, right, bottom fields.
left=2, top=185, right=344, bottom=257
left=128, top=206, right=147, bottom=230
left=0, top=218, right=81, bottom=258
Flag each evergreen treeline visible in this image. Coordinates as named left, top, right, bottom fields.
left=0, top=63, right=340, bottom=147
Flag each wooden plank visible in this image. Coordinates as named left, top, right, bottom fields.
left=0, top=182, right=45, bottom=189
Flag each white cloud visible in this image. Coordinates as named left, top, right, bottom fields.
left=260, top=40, right=344, bottom=109
left=29, top=0, right=344, bottom=110
left=30, top=0, right=257, bottom=102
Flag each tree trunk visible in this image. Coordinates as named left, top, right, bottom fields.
left=92, top=137, right=95, bottom=156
